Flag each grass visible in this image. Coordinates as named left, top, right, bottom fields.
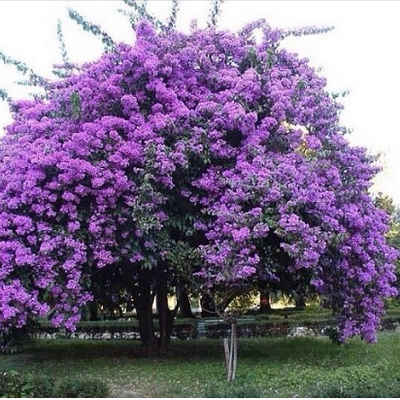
left=2, top=333, right=400, bottom=397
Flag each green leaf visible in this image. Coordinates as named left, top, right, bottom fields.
left=122, top=0, right=165, bottom=31
left=70, top=91, right=81, bottom=119
left=0, top=87, right=9, bottom=102
left=67, top=8, right=115, bottom=52
left=166, top=0, right=179, bottom=30
left=0, top=50, right=47, bottom=87
left=207, top=0, right=224, bottom=28
left=57, top=19, right=69, bottom=64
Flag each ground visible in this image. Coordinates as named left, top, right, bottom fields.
left=2, top=333, right=400, bottom=397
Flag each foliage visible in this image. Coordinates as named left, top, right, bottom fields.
left=67, top=8, right=116, bottom=52
left=0, top=326, right=32, bottom=354
left=374, top=192, right=400, bottom=292
left=166, top=0, right=179, bottom=31
left=23, top=307, right=400, bottom=341
left=0, top=51, right=46, bottom=85
left=207, top=0, right=224, bottom=28
left=0, top=370, right=109, bottom=398
left=54, top=376, right=109, bottom=398
left=0, top=88, right=9, bottom=102
left=203, top=379, right=264, bottom=397
left=311, top=375, right=400, bottom=398
left=56, top=19, right=69, bottom=64
left=228, top=290, right=258, bottom=311
left=0, top=1, right=397, bottom=345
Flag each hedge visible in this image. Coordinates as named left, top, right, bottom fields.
left=3, top=310, right=400, bottom=351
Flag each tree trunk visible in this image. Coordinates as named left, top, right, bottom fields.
left=292, top=290, right=306, bottom=309
left=156, top=269, right=172, bottom=353
left=259, top=286, right=272, bottom=314
left=224, top=321, right=238, bottom=382
left=200, top=293, right=217, bottom=318
left=88, top=300, right=98, bottom=321
left=177, top=286, right=195, bottom=318
left=134, top=269, right=157, bottom=355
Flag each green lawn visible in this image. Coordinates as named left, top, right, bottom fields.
left=2, top=333, right=400, bottom=397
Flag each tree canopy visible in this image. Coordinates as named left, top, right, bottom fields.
left=0, top=15, right=397, bottom=344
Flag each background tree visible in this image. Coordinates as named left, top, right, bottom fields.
left=374, top=192, right=400, bottom=293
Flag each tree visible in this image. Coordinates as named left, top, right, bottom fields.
left=0, top=1, right=397, bottom=355
left=374, top=192, right=400, bottom=293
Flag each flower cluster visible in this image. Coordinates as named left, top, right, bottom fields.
left=0, top=20, right=396, bottom=341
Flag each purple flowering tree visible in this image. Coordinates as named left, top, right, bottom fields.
left=0, top=3, right=397, bottom=356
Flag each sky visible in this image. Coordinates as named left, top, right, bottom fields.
left=0, top=0, right=399, bottom=203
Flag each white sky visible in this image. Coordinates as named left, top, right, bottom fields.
left=0, top=1, right=399, bottom=203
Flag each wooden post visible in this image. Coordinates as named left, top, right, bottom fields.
left=223, top=337, right=230, bottom=374
left=232, top=321, right=237, bottom=381
left=226, top=320, right=237, bottom=382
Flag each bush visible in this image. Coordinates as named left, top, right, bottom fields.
left=202, top=381, right=264, bottom=398
left=0, top=326, right=32, bottom=354
left=0, top=370, right=109, bottom=398
left=311, top=376, right=400, bottom=398
left=0, top=371, right=54, bottom=397
left=55, top=376, right=109, bottom=398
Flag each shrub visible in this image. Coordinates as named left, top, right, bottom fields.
left=0, top=371, right=54, bottom=397
left=0, top=370, right=109, bottom=398
left=0, top=326, right=32, bottom=354
left=311, top=376, right=400, bottom=398
left=55, top=376, right=109, bottom=398
left=202, top=381, right=264, bottom=398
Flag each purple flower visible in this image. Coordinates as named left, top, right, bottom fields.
left=0, top=17, right=395, bottom=343
left=232, top=227, right=251, bottom=243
